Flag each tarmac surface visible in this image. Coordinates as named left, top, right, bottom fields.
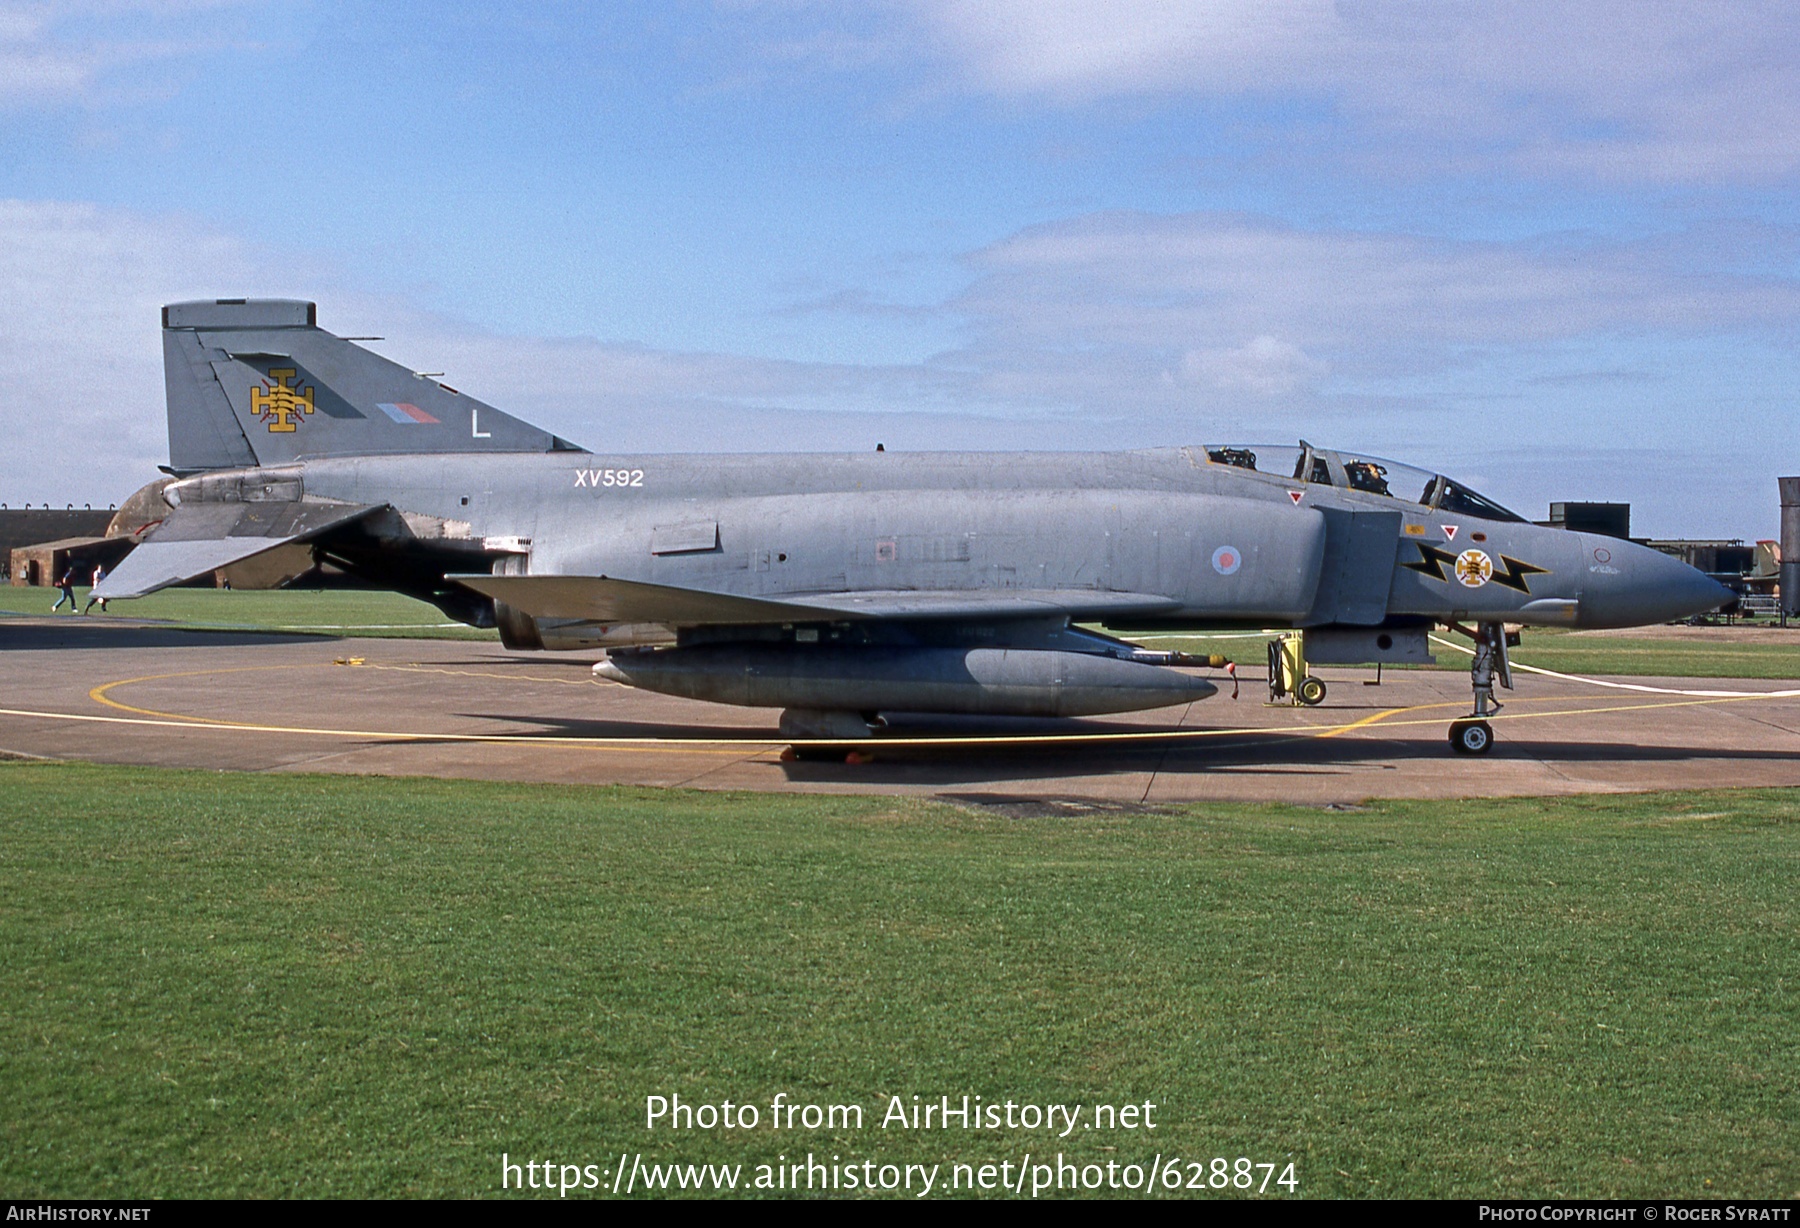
left=4, top=615, right=1799, bottom=804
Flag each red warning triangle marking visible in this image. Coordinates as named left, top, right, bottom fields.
left=1288, top=490, right=1304, bottom=505
left=1442, top=524, right=1458, bottom=540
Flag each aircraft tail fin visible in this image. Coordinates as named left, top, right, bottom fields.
left=161, top=299, right=584, bottom=473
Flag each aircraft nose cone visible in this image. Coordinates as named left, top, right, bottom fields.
left=1577, top=537, right=1734, bottom=628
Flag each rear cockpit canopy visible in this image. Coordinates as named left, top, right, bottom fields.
left=1203, top=441, right=1526, bottom=523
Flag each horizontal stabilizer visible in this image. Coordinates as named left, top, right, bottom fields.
left=451, top=574, right=1183, bottom=627
left=95, top=501, right=381, bottom=599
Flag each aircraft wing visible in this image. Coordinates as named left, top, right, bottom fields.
left=450, top=574, right=1183, bottom=626
left=94, top=501, right=383, bottom=599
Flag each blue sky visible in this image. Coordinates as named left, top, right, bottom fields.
left=1, top=0, right=1796, bottom=539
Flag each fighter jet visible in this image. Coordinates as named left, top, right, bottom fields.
left=96, top=299, right=1731, bottom=754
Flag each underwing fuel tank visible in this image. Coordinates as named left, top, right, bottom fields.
left=593, top=645, right=1218, bottom=717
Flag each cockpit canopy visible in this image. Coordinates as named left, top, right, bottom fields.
left=1203, top=441, right=1526, bottom=523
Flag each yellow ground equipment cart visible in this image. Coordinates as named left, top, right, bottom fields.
left=1267, top=632, right=1327, bottom=706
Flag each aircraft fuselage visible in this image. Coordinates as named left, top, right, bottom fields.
left=272, top=444, right=1721, bottom=636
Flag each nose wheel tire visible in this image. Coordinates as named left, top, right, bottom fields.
left=1449, top=719, right=1493, bottom=755
left=1297, top=676, right=1328, bottom=706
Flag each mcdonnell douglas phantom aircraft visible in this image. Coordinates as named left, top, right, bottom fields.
left=95, top=299, right=1731, bottom=753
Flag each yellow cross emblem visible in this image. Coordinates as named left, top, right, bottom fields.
left=251, top=368, right=315, bottom=432
left=1455, top=549, right=1494, bottom=588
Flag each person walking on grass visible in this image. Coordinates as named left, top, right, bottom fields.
left=83, top=563, right=107, bottom=614
left=51, top=566, right=76, bottom=612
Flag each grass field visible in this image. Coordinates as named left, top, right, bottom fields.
left=1500, top=630, right=1800, bottom=681
left=0, top=586, right=499, bottom=641
left=1134, top=627, right=1800, bottom=681
left=1, top=762, right=1794, bottom=1199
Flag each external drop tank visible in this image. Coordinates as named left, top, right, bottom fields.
left=593, top=644, right=1218, bottom=718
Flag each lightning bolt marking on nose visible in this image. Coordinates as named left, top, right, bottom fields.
left=1401, top=543, right=1458, bottom=581
left=1491, top=555, right=1550, bottom=594
left=1402, top=542, right=1548, bottom=595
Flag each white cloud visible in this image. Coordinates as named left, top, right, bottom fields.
left=0, top=5, right=104, bottom=104
left=951, top=211, right=1800, bottom=392
left=863, top=0, right=1800, bottom=182
left=0, top=198, right=316, bottom=503
left=0, top=0, right=250, bottom=108
left=907, top=0, right=1331, bottom=96
left=1183, top=335, right=1327, bottom=395
left=0, top=199, right=1025, bottom=506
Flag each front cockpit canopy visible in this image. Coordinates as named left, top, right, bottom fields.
left=1203, top=441, right=1526, bottom=523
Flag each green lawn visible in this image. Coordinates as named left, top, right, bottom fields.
left=1130, top=628, right=1800, bottom=681
left=0, top=586, right=498, bottom=641
left=1503, top=629, right=1800, bottom=681
left=1, top=763, right=1794, bottom=1199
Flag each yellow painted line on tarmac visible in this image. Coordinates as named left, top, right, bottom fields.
left=78, top=660, right=1351, bottom=748
left=72, top=660, right=1351, bottom=748
left=81, top=663, right=764, bottom=756
left=9, top=699, right=1427, bottom=749
left=1456, top=692, right=1800, bottom=726
left=1277, top=689, right=1796, bottom=743
left=3, top=703, right=778, bottom=756
left=45, top=656, right=1799, bottom=755
left=1285, top=690, right=1800, bottom=737
left=1309, top=700, right=1469, bottom=738
left=89, top=664, right=333, bottom=727
left=78, top=660, right=1294, bottom=749
left=1428, top=634, right=1800, bottom=699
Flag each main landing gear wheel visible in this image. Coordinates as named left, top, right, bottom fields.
left=1297, top=676, right=1328, bottom=706
left=1449, top=720, right=1493, bottom=755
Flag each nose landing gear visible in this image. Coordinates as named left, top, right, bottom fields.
left=1447, top=621, right=1517, bottom=754
left=1448, top=718, right=1493, bottom=754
